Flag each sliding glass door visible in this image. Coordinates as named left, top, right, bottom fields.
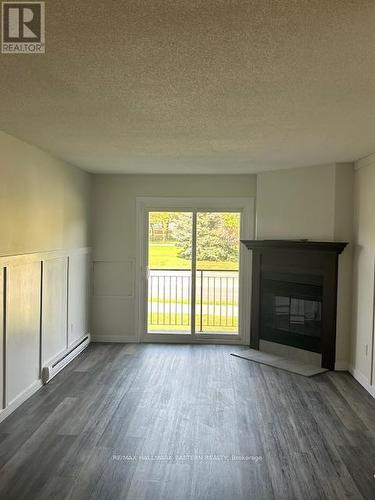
left=147, top=211, right=193, bottom=333
left=146, top=210, right=241, bottom=336
left=195, top=212, right=240, bottom=334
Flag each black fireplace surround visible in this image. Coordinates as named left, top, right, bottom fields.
left=241, top=240, right=347, bottom=370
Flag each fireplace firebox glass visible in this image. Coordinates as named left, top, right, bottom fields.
left=260, top=275, right=323, bottom=352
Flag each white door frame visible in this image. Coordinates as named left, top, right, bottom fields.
left=135, top=197, right=255, bottom=344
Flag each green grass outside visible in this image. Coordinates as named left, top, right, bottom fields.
left=148, top=242, right=239, bottom=333
left=149, top=296, right=238, bottom=306
left=149, top=243, right=239, bottom=271
left=148, top=312, right=238, bottom=334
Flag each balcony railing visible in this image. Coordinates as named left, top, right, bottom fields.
left=148, top=269, right=239, bottom=333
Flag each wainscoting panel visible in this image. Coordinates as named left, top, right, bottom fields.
left=0, top=269, right=4, bottom=409
left=42, top=256, right=68, bottom=365
left=91, top=295, right=135, bottom=341
left=6, top=261, right=41, bottom=406
left=68, top=252, right=90, bottom=347
left=0, top=247, right=91, bottom=423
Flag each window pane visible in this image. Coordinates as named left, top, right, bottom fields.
left=195, top=212, right=240, bottom=334
left=148, top=212, right=192, bottom=333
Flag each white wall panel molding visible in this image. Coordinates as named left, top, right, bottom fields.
left=0, top=246, right=91, bottom=265
left=6, top=260, right=41, bottom=406
left=67, top=252, right=91, bottom=347
left=92, top=295, right=135, bottom=339
left=41, top=256, right=69, bottom=366
left=0, top=247, right=91, bottom=423
left=0, top=268, right=4, bottom=410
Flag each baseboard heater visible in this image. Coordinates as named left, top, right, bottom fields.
left=41, top=335, right=90, bottom=384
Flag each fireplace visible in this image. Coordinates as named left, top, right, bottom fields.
left=241, top=240, right=348, bottom=370
left=261, top=272, right=323, bottom=352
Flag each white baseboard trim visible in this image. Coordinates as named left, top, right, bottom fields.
left=334, top=361, right=349, bottom=371
left=349, top=365, right=375, bottom=398
left=0, top=380, right=43, bottom=424
left=91, top=335, right=138, bottom=343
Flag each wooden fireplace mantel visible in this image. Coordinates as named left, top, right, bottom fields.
left=241, top=240, right=347, bottom=254
left=241, top=239, right=348, bottom=370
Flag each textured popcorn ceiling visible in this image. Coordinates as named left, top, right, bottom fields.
left=1, top=0, right=375, bottom=174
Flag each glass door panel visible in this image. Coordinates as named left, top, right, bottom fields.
left=195, top=212, right=240, bottom=334
left=147, top=211, right=193, bottom=333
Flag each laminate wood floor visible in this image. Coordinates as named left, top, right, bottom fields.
left=0, top=343, right=374, bottom=500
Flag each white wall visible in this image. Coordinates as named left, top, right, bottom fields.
left=0, top=131, right=90, bottom=256
left=333, top=164, right=354, bottom=369
left=91, top=167, right=355, bottom=366
left=256, top=164, right=337, bottom=240
left=256, top=163, right=354, bottom=369
left=351, top=157, right=375, bottom=396
left=91, top=174, right=257, bottom=341
left=0, top=132, right=91, bottom=422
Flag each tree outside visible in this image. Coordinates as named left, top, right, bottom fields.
left=149, top=212, right=176, bottom=242
left=149, top=211, right=240, bottom=270
left=173, top=212, right=240, bottom=265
